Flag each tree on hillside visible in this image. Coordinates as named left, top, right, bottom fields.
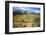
left=25, top=11, right=27, bottom=14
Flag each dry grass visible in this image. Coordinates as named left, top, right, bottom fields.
left=13, top=14, right=40, bottom=28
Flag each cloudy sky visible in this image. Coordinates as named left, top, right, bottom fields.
left=13, top=7, right=40, bottom=13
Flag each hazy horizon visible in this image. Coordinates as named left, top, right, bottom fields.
left=13, top=7, right=40, bottom=13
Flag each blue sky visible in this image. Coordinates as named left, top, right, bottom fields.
left=13, top=7, right=40, bottom=13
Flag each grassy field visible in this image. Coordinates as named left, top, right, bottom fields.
left=13, top=14, right=40, bottom=28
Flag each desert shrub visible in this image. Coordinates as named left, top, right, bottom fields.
left=32, top=16, right=40, bottom=27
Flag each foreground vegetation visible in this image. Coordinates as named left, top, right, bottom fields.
left=13, top=13, right=40, bottom=28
